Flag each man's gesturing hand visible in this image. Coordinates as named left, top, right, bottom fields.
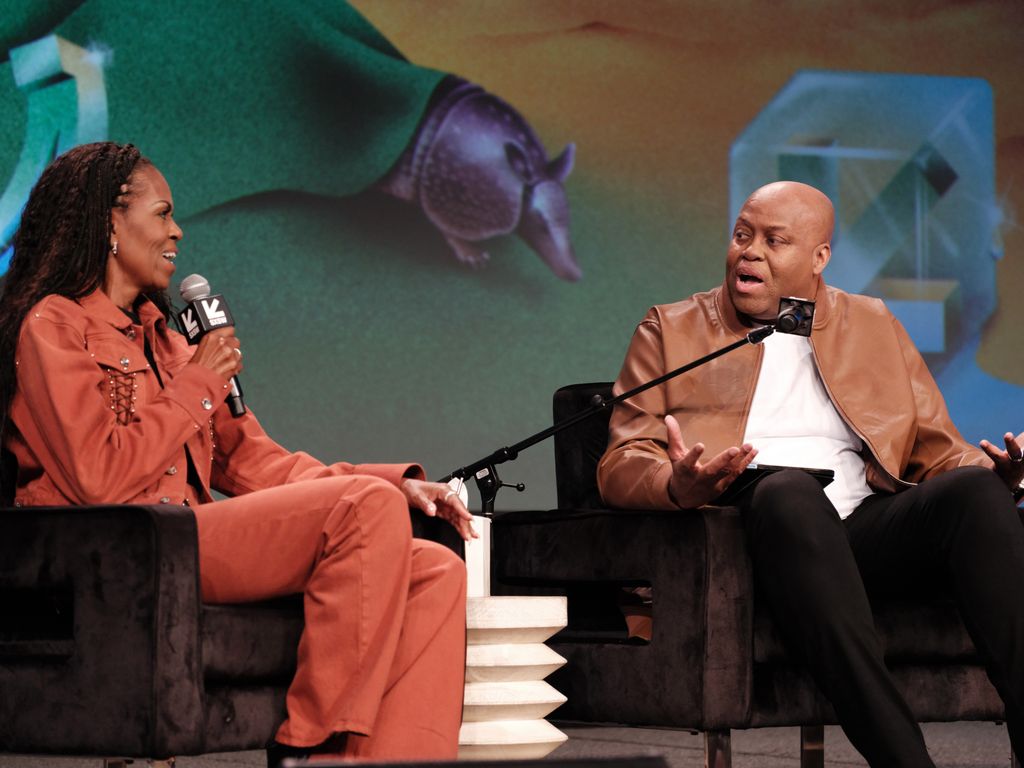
left=980, top=430, right=1024, bottom=491
left=665, top=414, right=758, bottom=509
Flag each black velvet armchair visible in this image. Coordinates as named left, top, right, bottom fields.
left=491, top=382, right=1018, bottom=768
left=0, top=502, right=461, bottom=761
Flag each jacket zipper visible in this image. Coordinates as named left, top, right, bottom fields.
left=737, top=341, right=764, bottom=444
left=808, top=338, right=913, bottom=490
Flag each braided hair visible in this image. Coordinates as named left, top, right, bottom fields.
left=0, top=141, right=173, bottom=438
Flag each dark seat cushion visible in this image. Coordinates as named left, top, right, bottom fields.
left=202, top=596, right=303, bottom=682
left=754, top=598, right=976, bottom=664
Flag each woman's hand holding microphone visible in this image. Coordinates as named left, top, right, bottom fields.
left=190, top=327, right=243, bottom=380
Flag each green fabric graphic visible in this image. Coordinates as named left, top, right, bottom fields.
left=48, top=0, right=445, bottom=216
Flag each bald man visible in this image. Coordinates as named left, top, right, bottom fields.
left=598, top=182, right=1024, bottom=766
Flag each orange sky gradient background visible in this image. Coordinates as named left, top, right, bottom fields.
left=354, top=0, right=1024, bottom=383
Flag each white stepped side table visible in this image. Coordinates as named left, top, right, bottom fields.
left=458, top=515, right=569, bottom=759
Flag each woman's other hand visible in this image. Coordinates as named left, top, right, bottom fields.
left=401, top=478, right=478, bottom=541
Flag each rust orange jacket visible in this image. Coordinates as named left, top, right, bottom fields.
left=7, top=290, right=421, bottom=507
left=597, top=280, right=991, bottom=510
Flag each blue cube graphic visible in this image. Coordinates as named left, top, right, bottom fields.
left=730, top=70, right=996, bottom=365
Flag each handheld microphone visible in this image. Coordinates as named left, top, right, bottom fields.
left=775, top=297, right=815, bottom=336
left=177, top=273, right=245, bottom=417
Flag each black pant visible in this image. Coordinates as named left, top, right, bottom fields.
left=738, top=466, right=1024, bottom=767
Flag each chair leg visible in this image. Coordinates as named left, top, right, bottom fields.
left=705, top=729, right=732, bottom=768
left=800, top=725, right=824, bottom=768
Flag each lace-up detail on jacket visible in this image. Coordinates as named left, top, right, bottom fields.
left=107, top=371, right=138, bottom=425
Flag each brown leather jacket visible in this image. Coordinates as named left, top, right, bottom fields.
left=6, top=290, right=420, bottom=507
left=597, top=279, right=990, bottom=510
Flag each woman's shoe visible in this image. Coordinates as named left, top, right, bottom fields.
left=266, top=740, right=311, bottom=768
left=267, top=734, right=348, bottom=768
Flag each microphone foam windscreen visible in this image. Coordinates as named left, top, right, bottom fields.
left=179, top=273, right=211, bottom=303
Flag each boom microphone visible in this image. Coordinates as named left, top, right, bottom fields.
left=775, top=297, right=815, bottom=337
left=177, top=273, right=245, bottom=417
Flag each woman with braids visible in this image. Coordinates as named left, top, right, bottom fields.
left=0, top=142, right=473, bottom=764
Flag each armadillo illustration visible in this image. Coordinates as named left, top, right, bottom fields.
left=377, top=77, right=581, bottom=281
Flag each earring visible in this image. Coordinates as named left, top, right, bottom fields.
left=111, top=241, right=118, bottom=256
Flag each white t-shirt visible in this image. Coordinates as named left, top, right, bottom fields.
left=742, top=332, right=873, bottom=519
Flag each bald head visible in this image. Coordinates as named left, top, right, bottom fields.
left=724, top=181, right=835, bottom=321
left=744, top=181, right=835, bottom=245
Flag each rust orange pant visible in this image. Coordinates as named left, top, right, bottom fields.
left=194, top=475, right=467, bottom=759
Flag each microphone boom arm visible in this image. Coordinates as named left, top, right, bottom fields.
left=440, top=323, right=776, bottom=516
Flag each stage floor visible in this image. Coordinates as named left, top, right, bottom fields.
left=0, top=721, right=1013, bottom=767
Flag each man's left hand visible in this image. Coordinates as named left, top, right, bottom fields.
left=980, top=430, right=1024, bottom=490
left=401, top=478, right=478, bottom=541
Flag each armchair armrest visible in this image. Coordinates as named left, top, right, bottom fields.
left=0, top=504, right=204, bottom=757
left=410, top=510, right=465, bottom=559
left=491, top=505, right=755, bottom=729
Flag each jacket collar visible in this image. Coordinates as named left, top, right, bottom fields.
left=76, top=289, right=166, bottom=333
left=713, top=275, right=833, bottom=336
